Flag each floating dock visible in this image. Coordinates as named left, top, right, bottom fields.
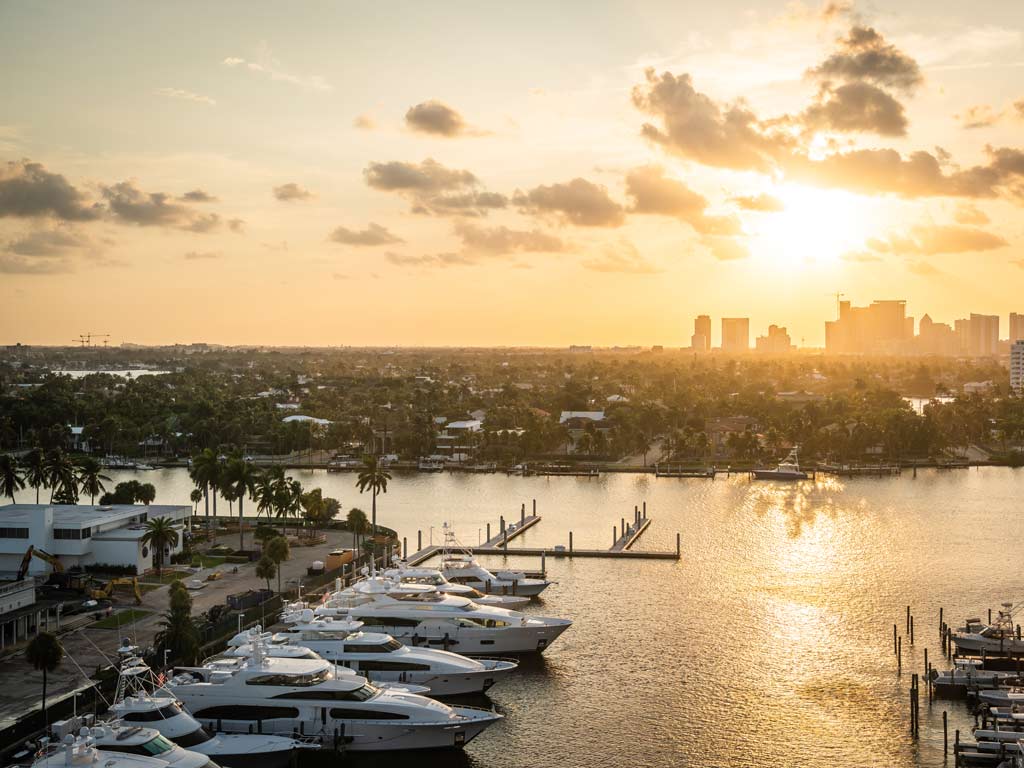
left=611, top=517, right=651, bottom=551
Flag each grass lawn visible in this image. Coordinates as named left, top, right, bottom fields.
left=93, top=609, right=152, bottom=629
left=191, top=555, right=226, bottom=569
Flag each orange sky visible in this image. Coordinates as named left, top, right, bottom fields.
left=1, top=1, right=1023, bottom=347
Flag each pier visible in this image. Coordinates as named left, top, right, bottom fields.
left=610, top=502, right=652, bottom=551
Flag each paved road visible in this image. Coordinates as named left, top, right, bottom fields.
left=0, top=528, right=358, bottom=732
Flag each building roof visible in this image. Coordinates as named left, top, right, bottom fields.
left=0, top=504, right=189, bottom=528
left=282, top=414, right=332, bottom=425
left=445, top=419, right=482, bottom=431
left=559, top=411, right=605, bottom=423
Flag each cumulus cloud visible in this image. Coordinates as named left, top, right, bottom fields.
left=453, top=221, right=565, bottom=254
left=405, top=101, right=485, bottom=137
left=180, top=189, right=217, bottom=203
left=385, top=251, right=474, bottom=268
left=101, top=181, right=221, bottom=231
left=514, top=177, right=624, bottom=227
left=0, top=160, right=103, bottom=221
left=222, top=55, right=330, bottom=92
left=625, top=165, right=741, bottom=234
left=0, top=254, right=73, bottom=274
left=953, top=203, right=989, bottom=225
left=801, top=81, right=908, bottom=136
left=809, top=26, right=923, bottom=93
left=183, top=250, right=222, bottom=260
left=632, top=69, right=789, bottom=172
left=865, top=223, right=1008, bottom=255
left=328, top=222, right=404, bottom=246
left=732, top=193, right=785, bottom=212
left=272, top=183, right=315, bottom=202
left=582, top=240, right=661, bottom=274
left=155, top=87, right=215, bottom=106
left=364, top=158, right=506, bottom=217
left=5, top=227, right=93, bottom=257
left=957, top=104, right=1001, bottom=129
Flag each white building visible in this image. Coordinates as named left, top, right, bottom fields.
left=0, top=504, right=189, bottom=577
left=1012, top=340, right=1024, bottom=392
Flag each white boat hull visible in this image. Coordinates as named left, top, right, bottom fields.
left=358, top=619, right=571, bottom=655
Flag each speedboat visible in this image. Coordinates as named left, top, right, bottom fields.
left=931, top=658, right=1023, bottom=698
left=308, top=578, right=571, bottom=654
left=954, top=605, right=1024, bottom=655
left=236, top=616, right=517, bottom=696
left=109, top=658, right=311, bottom=768
left=165, top=643, right=501, bottom=751
left=440, top=555, right=551, bottom=598
left=383, top=562, right=530, bottom=608
left=752, top=447, right=808, bottom=480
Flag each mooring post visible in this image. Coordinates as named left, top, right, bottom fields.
left=643, top=501, right=647, bottom=519
left=910, top=615, right=915, bottom=645
left=898, top=636, right=902, bottom=672
left=613, top=526, right=617, bottom=546
left=943, top=710, right=948, bottom=754
left=486, top=523, right=491, bottom=542
left=521, top=503, right=525, bottom=524
left=894, top=624, right=898, bottom=655
left=621, top=517, right=625, bottom=540
left=417, top=530, right=422, bottom=551
left=939, top=606, right=944, bottom=633
left=403, top=537, right=407, bottom=559
left=676, top=532, right=681, bottom=558
left=532, top=498, right=536, bottom=516
left=501, top=515, right=505, bottom=533
left=989, top=608, right=993, bottom=624
left=541, top=550, right=546, bottom=575
left=907, top=605, right=911, bottom=634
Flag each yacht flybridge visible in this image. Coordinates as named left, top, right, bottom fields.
left=954, top=603, right=1024, bottom=655
left=302, top=577, right=572, bottom=654
left=109, top=657, right=312, bottom=768
left=226, top=619, right=519, bottom=697
left=752, top=447, right=809, bottom=481
left=165, top=641, right=501, bottom=751
left=383, top=561, right=531, bottom=608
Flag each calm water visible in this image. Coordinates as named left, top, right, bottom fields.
left=105, top=466, right=1024, bottom=768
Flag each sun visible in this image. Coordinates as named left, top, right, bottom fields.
left=746, top=184, right=873, bottom=267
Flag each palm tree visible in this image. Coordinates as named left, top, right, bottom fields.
left=265, top=536, right=290, bottom=594
left=190, top=488, right=203, bottom=516
left=0, top=454, right=25, bottom=503
left=254, top=467, right=284, bottom=521
left=222, top=457, right=258, bottom=551
left=44, top=449, right=76, bottom=503
left=189, top=448, right=221, bottom=532
left=356, top=456, right=391, bottom=537
left=26, top=632, right=63, bottom=727
left=21, top=449, right=47, bottom=504
left=74, top=456, right=110, bottom=505
left=137, top=483, right=156, bottom=505
left=347, top=507, right=369, bottom=560
left=140, top=516, right=180, bottom=578
left=255, top=556, right=276, bottom=592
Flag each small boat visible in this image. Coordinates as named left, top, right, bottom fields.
left=954, top=604, right=1024, bottom=656
left=751, top=448, right=808, bottom=481
left=383, top=561, right=531, bottom=608
left=417, top=458, right=445, bottom=472
left=931, top=658, right=1023, bottom=698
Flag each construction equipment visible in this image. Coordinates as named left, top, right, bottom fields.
left=72, top=333, right=111, bottom=347
left=90, top=577, right=143, bottom=605
left=17, top=546, right=64, bottom=580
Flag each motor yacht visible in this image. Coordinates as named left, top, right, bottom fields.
left=230, top=617, right=517, bottom=696
left=751, top=447, right=808, bottom=480
left=109, top=658, right=312, bottom=768
left=165, top=643, right=501, bottom=751
left=383, top=562, right=530, bottom=608
left=32, top=734, right=192, bottom=768
left=65, top=725, right=211, bottom=768
left=440, top=555, right=551, bottom=598
left=306, top=578, right=571, bottom=654
left=954, top=605, right=1024, bottom=655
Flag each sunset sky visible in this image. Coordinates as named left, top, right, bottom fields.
left=1, top=0, right=1023, bottom=347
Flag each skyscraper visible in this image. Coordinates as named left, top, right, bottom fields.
left=825, top=299, right=912, bottom=354
left=755, top=325, right=794, bottom=354
left=692, top=315, right=711, bottom=352
left=1010, top=313, right=1024, bottom=342
left=721, top=318, right=750, bottom=353
left=967, top=313, right=999, bottom=356
left=1012, top=340, right=1024, bottom=391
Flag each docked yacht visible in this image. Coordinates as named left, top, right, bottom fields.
left=440, top=555, right=551, bottom=598
left=69, top=725, right=211, bottom=768
left=954, top=605, right=1024, bottom=656
left=752, top=448, right=808, bottom=480
left=165, top=643, right=501, bottom=751
left=32, top=734, right=194, bottom=768
left=308, top=578, right=571, bottom=654
left=233, top=617, right=518, bottom=696
left=383, top=562, right=530, bottom=608
left=109, top=658, right=311, bottom=768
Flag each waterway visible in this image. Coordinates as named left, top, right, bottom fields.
left=102, top=466, right=1024, bottom=768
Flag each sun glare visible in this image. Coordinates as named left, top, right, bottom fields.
left=749, top=184, right=871, bottom=267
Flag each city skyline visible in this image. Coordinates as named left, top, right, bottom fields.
left=2, top=1, right=1024, bottom=347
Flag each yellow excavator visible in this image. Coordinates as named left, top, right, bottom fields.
left=17, top=546, right=91, bottom=591
left=90, top=577, right=143, bottom=605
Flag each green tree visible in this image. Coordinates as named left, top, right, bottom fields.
left=44, top=449, right=76, bottom=504
left=356, top=455, right=390, bottom=536
left=21, top=449, right=48, bottom=504
left=74, top=456, right=110, bottom=505
left=265, top=536, right=290, bottom=595
left=189, top=448, right=221, bottom=532
left=141, top=516, right=180, bottom=578
left=222, top=457, right=258, bottom=551
left=254, top=523, right=279, bottom=551
left=190, top=488, right=203, bottom=516
left=26, top=632, right=63, bottom=727
left=347, top=507, right=369, bottom=559
left=137, top=483, right=156, bottom=505
left=0, top=454, right=25, bottom=503
left=156, top=581, right=199, bottom=665
left=255, top=556, right=276, bottom=592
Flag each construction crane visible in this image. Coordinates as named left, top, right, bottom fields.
left=72, top=333, right=111, bottom=347
left=827, top=292, right=845, bottom=319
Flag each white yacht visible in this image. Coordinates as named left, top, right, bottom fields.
left=32, top=735, right=189, bottom=768
left=440, top=555, right=551, bottom=598
left=383, top=562, right=530, bottom=608
left=229, top=618, right=518, bottom=696
left=69, top=725, right=211, bottom=768
left=109, top=658, right=311, bottom=768
left=166, top=643, right=501, bottom=751
left=752, top=447, right=808, bottom=480
left=308, top=578, right=571, bottom=654
left=954, top=605, right=1024, bottom=655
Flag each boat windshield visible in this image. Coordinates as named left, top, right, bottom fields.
left=246, top=668, right=331, bottom=686
left=401, top=575, right=444, bottom=586
left=393, top=592, right=446, bottom=603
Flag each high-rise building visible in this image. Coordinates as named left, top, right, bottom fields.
left=1010, top=313, right=1024, bottom=342
left=967, top=313, right=999, bottom=356
left=1012, top=341, right=1024, bottom=391
left=692, top=315, right=711, bottom=352
left=721, top=318, right=750, bottom=353
left=917, top=314, right=958, bottom=356
left=825, top=300, right=912, bottom=354
left=755, top=325, right=794, bottom=354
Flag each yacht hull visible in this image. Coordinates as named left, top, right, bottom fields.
left=446, top=578, right=549, bottom=597
left=193, top=739, right=300, bottom=768
left=953, top=634, right=1024, bottom=655
left=370, top=619, right=571, bottom=655
left=349, top=659, right=518, bottom=696
left=751, top=470, right=808, bottom=480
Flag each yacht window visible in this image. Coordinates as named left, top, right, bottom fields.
left=120, top=703, right=182, bottom=722
left=275, top=683, right=379, bottom=702
left=301, top=630, right=349, bottom=641
left=358, top=660, right=430, bottom=672
left=343, top=639, right=403, bottom=653
left=172, top=728, right=212, bottom=748
left=107, top=735, right=176, bottom=756
left=402, top=575, right=443, bottom=586
left=358, top=616, right=422, bottom=628
left=193, top=705, right=299, bottom=720
left=246, top=669, right=330, bottom=687
left=327, top=708, right=408, bottom=720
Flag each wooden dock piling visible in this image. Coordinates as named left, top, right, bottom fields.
left=911, top=615, right=915, bottom=645
left=569, top=531, right=573, bottom=554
